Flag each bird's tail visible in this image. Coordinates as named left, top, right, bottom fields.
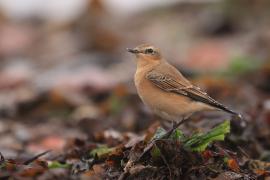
left=215, top=103, right=242, bottom=119
left=184, top=88, right=242, bottom=118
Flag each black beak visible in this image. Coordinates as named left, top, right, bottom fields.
left=127, top=48, right=139, bottom=54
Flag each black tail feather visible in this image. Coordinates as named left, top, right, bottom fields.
left=186, top=91, right=242, bottom=118
left=215, top=104, right=242, bottom=119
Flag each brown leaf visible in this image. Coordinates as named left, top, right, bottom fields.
left=247, top=159, right=270, bottom=172
left=18, top=167, right=45, bottom=177
left=254, top=169, right=270, bottom=176
left=92, top=164, right=105, bottom=175
left=227, top=159, right=240, bottom=173
left=143, top=122, right=160, bottom=143
left=4, top=161, right=17, bottom=171
left=202, top=150, right=216, bottom=163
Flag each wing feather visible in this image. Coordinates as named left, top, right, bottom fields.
left=146, top=70, right=239, bottom=115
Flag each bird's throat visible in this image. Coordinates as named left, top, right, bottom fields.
left=136, top=57, right=160, bottom=70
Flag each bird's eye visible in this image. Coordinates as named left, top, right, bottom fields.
left=145, top=48, right=154, bottom=54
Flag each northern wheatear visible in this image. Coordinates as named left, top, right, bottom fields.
left=127, top=44, right=241, bottom=130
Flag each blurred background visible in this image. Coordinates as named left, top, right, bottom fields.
left=0, top=0, right=270, bottom=159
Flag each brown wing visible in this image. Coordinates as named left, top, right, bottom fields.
left=146, top=70, right=239, bottom=115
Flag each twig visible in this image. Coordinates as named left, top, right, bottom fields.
left=237, top=146, right=250, bottom=158
left=118, top=171, right=129, bottom=180
left=137, top=141, right=155, bottom=162
left=23, top=150, right=51, bottom=165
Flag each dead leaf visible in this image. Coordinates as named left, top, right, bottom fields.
left=18, top=166, right=46, bottom=177
left=227, top=158, right=240, bottom=173
left=212, top=171, right=243, bottom=180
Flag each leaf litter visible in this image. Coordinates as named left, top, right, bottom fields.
left=1, top=95, right=270, bottom=179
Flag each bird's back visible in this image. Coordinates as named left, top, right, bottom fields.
left=154, top=62, right=192, bottom=86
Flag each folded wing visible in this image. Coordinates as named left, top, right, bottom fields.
left=146, top=70, right=239, bottom=116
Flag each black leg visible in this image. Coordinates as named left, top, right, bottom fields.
left=162, top=116, right=190, bottom=139
left=171, top=121, right=176, bottom=129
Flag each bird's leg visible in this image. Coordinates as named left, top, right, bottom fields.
left=171, top=120, right=176, bottom=129
left=162, top=116, right=190, bottom=139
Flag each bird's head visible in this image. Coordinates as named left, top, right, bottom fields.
left=127, top=44, right=162, bottom=63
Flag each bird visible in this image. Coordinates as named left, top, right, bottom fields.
left=127, top=44, right=241, bottom=133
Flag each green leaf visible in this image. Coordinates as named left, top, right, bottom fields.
left=170, top=129, right=185, bottom=141
left=184, top=120, right=230, bottom=152
left=152, top=127, right=167, bottom=140
left=223, top=157, right=229, bottom=163
left=90, top=145, right=115, bottom=158
left=151, top=145, right=161, bottom=158
left=48, top=161, right=70, bottom=169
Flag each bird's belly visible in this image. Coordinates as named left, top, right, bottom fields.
left=136, top=81, right=209, bottom=121
left=146, top=94, right=193, bottom=121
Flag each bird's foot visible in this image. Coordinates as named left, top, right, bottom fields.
left=162, top=117, right=189, bottom=139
